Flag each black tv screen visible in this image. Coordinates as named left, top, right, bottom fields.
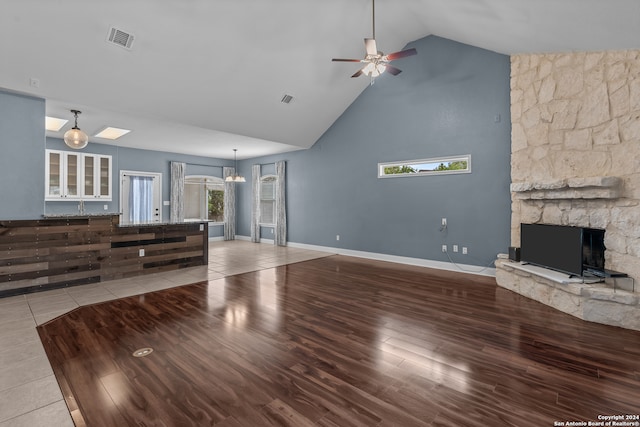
left=520, top=223, right=604, bottom=277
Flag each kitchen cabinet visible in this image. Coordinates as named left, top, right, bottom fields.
left=82, top=154, right=112, bottom=200
left=45, top=150, right=112, bottom=201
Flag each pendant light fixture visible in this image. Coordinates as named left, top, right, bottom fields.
left=225, top=148, right=246, bottom=183
left=63, top=109, right=89, bottom=149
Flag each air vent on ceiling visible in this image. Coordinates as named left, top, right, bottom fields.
left=106, top=26, right=135, bottom=50
left=280, top=94, right=294, bottom=104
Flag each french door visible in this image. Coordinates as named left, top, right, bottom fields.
left=120, top=171, right=162, bottom=224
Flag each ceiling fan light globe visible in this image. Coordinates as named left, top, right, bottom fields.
left=63, top=127, right=89, bottom=149
left=363, top=62, right=375, bottom=75
left=376, top=64, right=386, bottom=75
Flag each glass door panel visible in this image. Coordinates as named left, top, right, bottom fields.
left=100, top=157, right=110, bottom=197
left=65, top=153, right=79, bottom=197
left=84, top=155, right=95, bottom=197
left=47, top=151, right=61, bottom=197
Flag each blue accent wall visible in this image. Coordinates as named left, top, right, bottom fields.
left=0, top=91, right=46, bottom=219
left=237, top=36, right=512, bottom=267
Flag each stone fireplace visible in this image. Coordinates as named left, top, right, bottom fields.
left=495, top=50, right=640, bottom=331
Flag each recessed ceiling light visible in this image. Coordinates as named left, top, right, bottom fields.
left=94, top=127, right=131, bottom=140
left=45, top=116, right=68, bottom=132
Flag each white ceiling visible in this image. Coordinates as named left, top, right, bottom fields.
left=1, top=0, right=639, bottom=160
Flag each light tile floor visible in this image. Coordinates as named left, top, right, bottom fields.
left=0, top=240, right=330, bottom=427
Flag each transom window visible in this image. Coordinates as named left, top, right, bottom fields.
left=260, top=175, right=277, bottom=225
left=378, top=155, right=471, bottom=178
left=184, top=176, right=224, bottom=222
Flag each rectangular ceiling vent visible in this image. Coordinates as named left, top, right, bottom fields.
left=106, top=26, right=135, bottom=50
left=280, top=94, right=294, bottom=104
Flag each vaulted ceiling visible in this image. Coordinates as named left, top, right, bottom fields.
left=1, top=0, right=639, bottom=159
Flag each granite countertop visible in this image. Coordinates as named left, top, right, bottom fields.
left=118, top=222, right=199, bottom=228
left=41, top=214, right=206, bottom=229
left=118, top=221, right=206, bottom=228
left=42, top=213, right=120, bottom=218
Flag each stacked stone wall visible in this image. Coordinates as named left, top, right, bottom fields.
left=511, top=51, right=640, bottom=284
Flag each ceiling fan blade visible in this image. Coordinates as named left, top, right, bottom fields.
left=351, top=69, right=364, bottom=78
left=386, top=48, right=417, bottom=61
left=364, top=38, right=377, bottom=55
left=385, top=65, right=402, bottom=76
left=332, top=58, right=364, bottom=62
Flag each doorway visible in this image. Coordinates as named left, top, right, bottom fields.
left=120, top=171, right=162, bottom=225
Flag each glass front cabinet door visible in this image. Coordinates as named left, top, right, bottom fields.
left=83, top=154, right=96, bottom=198
left=82, top=154, right=112, bottom=200
left=65, top=152, right=80, bottom=198
left=98, top=155, right=112, bottom=199
left=45, top=150, right=81, bottom=200
left=45, top=150, right=62, bottom=198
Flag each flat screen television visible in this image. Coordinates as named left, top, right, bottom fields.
left=520, top=223, right=605, bottom=277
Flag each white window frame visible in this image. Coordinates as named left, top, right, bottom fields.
left=184, top=175, right=225, bottom=224
left=378, top=154, right=472, bottom=178
left=259, top=174, right=277, bottom=227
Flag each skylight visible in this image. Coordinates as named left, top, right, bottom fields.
left=94, top=127, right=131, bottom=140
left=45, top=116, right=68, bottom=132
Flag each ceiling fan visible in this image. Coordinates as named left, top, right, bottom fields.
left=332, top=0, right=417, bottom=82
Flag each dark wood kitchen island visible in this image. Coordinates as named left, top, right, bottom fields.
left=0, top=214, right=208, bottom=297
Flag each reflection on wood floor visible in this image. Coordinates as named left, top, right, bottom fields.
left=38, top=255, right=640, bottom=426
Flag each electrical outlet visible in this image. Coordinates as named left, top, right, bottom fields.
left=462, top=247, right=468, bottom=255
left=336, top=235, right=340, bottom=241
left=103, top=204, right=108, bottom=210
left=441, top=218, right=447, bottom=227
left=139, top=249, right=145, bottom=257
left=442, top=244, right=447, bottom=252
left=453, top=245, right=458, bottom=252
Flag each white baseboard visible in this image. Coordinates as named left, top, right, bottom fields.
left=234, top=236, right=496, bottom=277
left=208, top=236, right=225, bottom=242
left=235, top=235, right=274, bottom=244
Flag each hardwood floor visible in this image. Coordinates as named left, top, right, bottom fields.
left=37, top=255, right=640, bottom=426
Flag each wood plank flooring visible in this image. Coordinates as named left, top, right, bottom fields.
left=37, top=255, right=640, bottom=426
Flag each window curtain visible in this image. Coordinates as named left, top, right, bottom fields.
left=170, top=161, right=185, bottom=223
left=223, top=167, right=236, bottom=240
left=274, top=160, right=287, bottom=246
left=250, top=164, right=261, bottom=243
left=129, top=176, right=153, bottom=224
